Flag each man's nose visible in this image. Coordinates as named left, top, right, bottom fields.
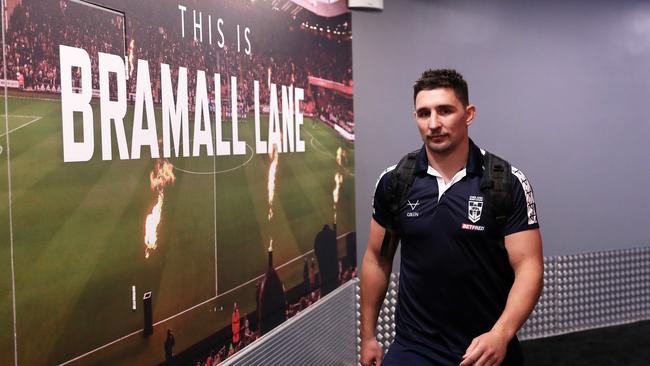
left=428, top=113, right=442, bottom=130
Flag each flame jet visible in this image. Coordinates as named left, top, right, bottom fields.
left=333, top=147, right=345, bottom=224
left=144, top=159, right=176, bottom=258
left=267, top=144, right=279, bottom=249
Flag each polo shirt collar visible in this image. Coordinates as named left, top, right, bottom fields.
left=466, top=138, right=484, bottom=176
left=413, top=138, right=484, bottom=176
left=414, top=147, right=430, bottom=175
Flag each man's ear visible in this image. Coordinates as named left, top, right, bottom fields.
left=465, top=104, right=476, bottom=127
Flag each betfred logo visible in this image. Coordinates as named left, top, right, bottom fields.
left=461, top=223, right=485, bottom=231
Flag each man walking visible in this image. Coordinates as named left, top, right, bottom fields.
left=360, top=69, right=543, bottom=366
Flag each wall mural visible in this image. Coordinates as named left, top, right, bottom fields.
left=0, top=0, right=355, bottom=364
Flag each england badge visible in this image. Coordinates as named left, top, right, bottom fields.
left=468, top=195, right=484, bottom=223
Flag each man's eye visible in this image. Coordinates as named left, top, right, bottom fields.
left=417, top=110, right=430, bottom=118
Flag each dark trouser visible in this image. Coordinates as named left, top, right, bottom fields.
left=383, top=336, right=461, bottom=366
left=383, top=335, right=523, bottom=366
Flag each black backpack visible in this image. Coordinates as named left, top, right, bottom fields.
left=380, top=149, right=513, bottom=256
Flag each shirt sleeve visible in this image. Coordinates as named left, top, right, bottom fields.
left=371, top=165, right=396, bottom=229
left=503, top=166, right=540, bottom=236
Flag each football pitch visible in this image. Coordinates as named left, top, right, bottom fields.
left=0, top=94, right=356, bottom=365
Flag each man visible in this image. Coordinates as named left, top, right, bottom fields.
left=232, top=302, right=241, bottom=346
left=314, top=224, right=339, bottom=296
left=360, top=69, right=543, bottom=366
left=164, top=328, right=175, bottom=364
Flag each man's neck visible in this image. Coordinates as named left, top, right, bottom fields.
left=426, top=139, right=470, bottom=184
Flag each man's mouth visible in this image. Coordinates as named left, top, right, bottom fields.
left=428, top=134, right=446, bottom=142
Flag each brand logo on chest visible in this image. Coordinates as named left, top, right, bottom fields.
left=468, top=195, right=484, bottom=223
left=406, top=200, right=420, bottom=217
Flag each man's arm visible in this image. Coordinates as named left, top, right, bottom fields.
left=460, top=228, right=543, bottom=366
left=359, top=218, right=398, bottom=366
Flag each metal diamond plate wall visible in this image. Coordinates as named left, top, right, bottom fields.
left=355, top=247, right=650, bottom=355
left=548, top=247, right=650, bottom=337
left=223, top=247, right=649, bottom=365
left=223, top=280, right=357, bottom=366
left=517, top=257, right=557, bottom=339
left=354, top=272, right=399, bottom=356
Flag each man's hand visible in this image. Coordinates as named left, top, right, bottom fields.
left=360, top=337, right=384, bottom=366
left=459, top=328, right=510, bottom=366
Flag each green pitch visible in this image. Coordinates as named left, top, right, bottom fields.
left=0, top=95, right=355, bottom=365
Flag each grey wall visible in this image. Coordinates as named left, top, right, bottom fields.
left=352, top=0, right=650, bottom=261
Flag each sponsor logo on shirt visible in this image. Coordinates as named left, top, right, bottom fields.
left=406, top=200, right=420, bottom=217
left=461, top=223, right=485, bottom=231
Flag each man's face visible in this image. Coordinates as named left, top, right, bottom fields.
left=414, top=88, right=475, bottom=156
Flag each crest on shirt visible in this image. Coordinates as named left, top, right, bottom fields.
left=468, top=195, right=484, bottom=223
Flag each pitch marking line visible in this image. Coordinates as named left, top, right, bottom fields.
left=7, top=94, right=60, bottom=102
left=0, top=115, right=43, bottom=138
left=56, top=231, right=353, bottom=366
left=3, top=21, right=20, bottom=365
left=0, top=112, right=45, bottom=366
left=0, top=114, right=42, bottom=118
left=305, top=129, right=355, bottom=177
left=213, top=153, right=219, bottom=297
left=172, top=143, right=255, bottom=175
left=56, top=328, right=144, bottom=366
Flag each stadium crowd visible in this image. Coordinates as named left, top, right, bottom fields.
left=3, top=0, right=123, bottom=92
left=3, top=0, right=354, bottom=134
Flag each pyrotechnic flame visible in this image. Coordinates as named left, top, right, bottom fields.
left=144, top=194, right=163, bottom=258
left=128, top=39, right=136, bottom=78
left=267, top=144, right=279, bottom=221
left=333, top=173, right=343, bottom=223
left=150, top=160, right=175, bottom=191
left=144, top=159, right=176, bottom=258
left=333, top=147, right=345, bottom=224
left=336, top=147, right=344, bottom=166
left=267, top=143, right=279, bottom=253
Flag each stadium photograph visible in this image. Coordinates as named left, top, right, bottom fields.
left=0, top=0, right=355, bottom=365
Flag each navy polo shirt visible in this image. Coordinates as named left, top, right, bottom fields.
left=373, top=139, right=539, bottom=364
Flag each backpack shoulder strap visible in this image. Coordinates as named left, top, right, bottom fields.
left=480, top=151, right=512, bottom=225
left=388, top=149, right=419, bottom=221
left=380, top=149, right=419, bottom=256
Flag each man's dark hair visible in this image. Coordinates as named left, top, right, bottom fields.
left=413, top=69, right=469, bottom=106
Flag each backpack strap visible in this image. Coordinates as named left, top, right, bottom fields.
left=480, top=151, right=512, bottom=226
left=380, top=149, right=419, bottom=256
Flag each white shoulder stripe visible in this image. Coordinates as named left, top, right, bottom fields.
left=374, top=164, right=397, bottom=191
left=372, top=164, right=397, bottom=215
left=511, top=166, right=538, bottom=225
